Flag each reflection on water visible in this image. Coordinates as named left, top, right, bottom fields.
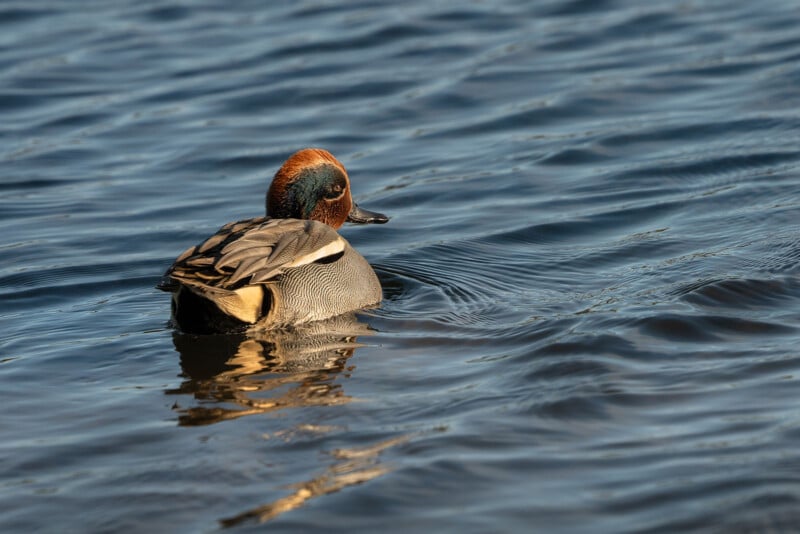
left=166, top=313, right=408, bottom=525
left=220, top=435, right=408, bottom=528
left=167, top=313, right=372, bottom=425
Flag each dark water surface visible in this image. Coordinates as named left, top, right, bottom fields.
left=3, top=0, right=800, bottom=531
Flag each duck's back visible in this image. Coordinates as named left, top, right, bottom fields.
left=159, top=217, right=382, bottom=333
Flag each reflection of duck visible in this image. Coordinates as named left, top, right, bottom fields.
left=166, top=313, right=414, bottom=527
left=167, top=313, right=374, bottom=426
left=220, top=435, right=409, bottom=527
left=158, top=148, right=389, bottom=334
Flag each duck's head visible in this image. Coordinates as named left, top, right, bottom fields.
left=266, top=148, right=389, bottom=229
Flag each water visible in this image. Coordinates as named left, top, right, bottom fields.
left=2, top=0, right=800, bottom=531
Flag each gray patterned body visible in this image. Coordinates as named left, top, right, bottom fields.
left=267, top=243, right=382, bottom=327
left=159, top=217, right=383, bottom=333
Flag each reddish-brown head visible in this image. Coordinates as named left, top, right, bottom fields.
left=266, top=148, right=388, bottom=229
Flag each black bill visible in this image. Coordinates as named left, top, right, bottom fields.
left=347, top=203, right=389, bottom=224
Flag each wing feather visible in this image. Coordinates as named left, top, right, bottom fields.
left=160, top=217, right=346, bottom=294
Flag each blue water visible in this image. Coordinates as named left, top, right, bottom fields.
left=3, top=0, right=800, bottom=531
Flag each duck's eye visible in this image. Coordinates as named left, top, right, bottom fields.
left=326, top=183, right=344, bottom=199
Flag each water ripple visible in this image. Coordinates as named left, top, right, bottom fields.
left=2, top=0, right=800, bottom=532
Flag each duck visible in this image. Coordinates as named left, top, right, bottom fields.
left=158, top=148, right=388, bottom=334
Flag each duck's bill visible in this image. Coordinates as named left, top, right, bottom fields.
left=347, top=203, right=389, bottom=224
